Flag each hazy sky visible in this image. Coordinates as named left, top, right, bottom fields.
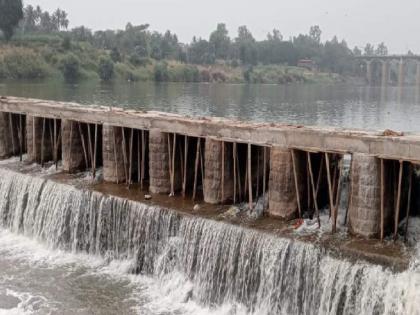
left=29, top=0, right=420, bottom=53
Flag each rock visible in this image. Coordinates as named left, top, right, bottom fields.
left=144, top=194, right=152, bottom=200
left=193, top=204, right=200, bottom=212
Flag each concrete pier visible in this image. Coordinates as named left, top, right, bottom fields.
left=26, top=115, right=54, bottom=163
left=268, top=148, right=304, bottom=219
left=149, top=130, right=171, bottom=194
left=62, top=120, right=85, bottom=173
left=203, top=139, right=234, bottom=204
left=103, top=124, right=127, bottom=183
left=348, top=154, right=392, bottom=238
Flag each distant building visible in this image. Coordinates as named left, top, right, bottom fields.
left=297, top=59, right=317, bottom=71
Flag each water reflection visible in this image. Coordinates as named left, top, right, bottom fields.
left=1, top=81, right=420, bottom=132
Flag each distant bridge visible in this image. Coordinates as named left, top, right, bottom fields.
left=355, top=55, right=420, bottom=86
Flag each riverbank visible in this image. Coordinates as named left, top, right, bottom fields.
left=0, top=40, right=345, bottom=84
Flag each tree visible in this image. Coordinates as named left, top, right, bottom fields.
left=364, top=43, right=375, bottom=56
left=375, top=42, right=388, bottom=56
left=236, top=26, right=257, bottom=65
left=60, top=53, right=81, bottom=82
left=309, top=25, right=322, bottom=43
left=0, top=0, right=23, bottom=40
left=352, top=46, right=362, bottom=56
left=209, top=23, right=231, bottom=59
left=98, top=56, right=114, bottom=81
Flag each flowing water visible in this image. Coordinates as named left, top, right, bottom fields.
left=1, top=81, right=420, bottom=314
left=0, top=168, right=419, bottom=315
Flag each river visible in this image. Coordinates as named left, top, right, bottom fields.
left=1, top=81, right=420, bottom=131
left=0, top=81, right=419, bottom=315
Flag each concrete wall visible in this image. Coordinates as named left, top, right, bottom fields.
left=103, top=124, right=127, bottom=183
left=0, top=113, right=11, bottom=158
left=268, top=148, right=305, bottom=220
left=204, top=139, right=234, bottom=204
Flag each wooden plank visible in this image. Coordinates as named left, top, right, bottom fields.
left=380, top=158, right=385, bottom=241
left=248, top=143, right=253, bottom=209
left=192, top=138, right=200, bottom=201
left=404, top=164, right=413, bottom=241
left=394, top=160, right=404, bottom=240
left=291, top=149, right=302, bottom=218
left=307, top=152, right=320, bottom=228
left=221, top=141, right=225, bottom=203
left=233, top=142, right=237, bottom=203
left=325, top=153, right=335, bottom=232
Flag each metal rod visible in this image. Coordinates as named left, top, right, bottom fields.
left=121, top=127, right=128, bottom=182
left=171, top=133, right=176, bottom=196
left=263, top=146, right=267, bottom=210
left=69, top=121, right=73, bottom=170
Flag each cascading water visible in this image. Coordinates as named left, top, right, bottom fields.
left=0, top=168, right=419, bottom=315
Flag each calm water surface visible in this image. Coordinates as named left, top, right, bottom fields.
left=1, top=81, right=420, bottom=132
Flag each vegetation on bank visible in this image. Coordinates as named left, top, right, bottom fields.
left=0, top=39, right=342, bottom=84
left=0, top=1, right=360, bottom=84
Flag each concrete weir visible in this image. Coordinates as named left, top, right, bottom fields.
left=0, top=96, right=420, bottom=240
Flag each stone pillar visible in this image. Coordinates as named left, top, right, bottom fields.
left=268, top=148, right=305, bottom=220
left=102, top=124, right=126, bottom=183
left=348, top=153, right=391, bottom=238
left=26, top=115, right=53, bottom=163
left=398, top=59, right=405, bottom=87
left=381, top=60, right=389, bottom=86
left=0, top=112, right=11, bottom=159
left=149, top=130, right=170, bottom=194
left=366, top=60, right=373, bottom=85
left=62, top=120, right=85, bottom=173
left=203, top=139, right=234, bottom=204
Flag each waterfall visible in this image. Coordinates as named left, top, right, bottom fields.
left=0, top=168, right=418, bottom=315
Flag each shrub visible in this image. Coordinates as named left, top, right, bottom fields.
left=0, top=48, right=50, bottom=79
left=59, top=53, right=81, bottom=82
left=154, top=62, right=169, bottom=82
left=98, top=56, right=114, bottom=81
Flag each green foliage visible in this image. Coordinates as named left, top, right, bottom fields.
left=0, top=0, right=23, bottom=40
left=59, top=53, right=81, bottom=82
left=0, top=47, right=50, bottom=79
left=98, top=56, right=114, bottom=81
left=61, top=36, right=71, bottom=50
left=154, top=62, right=169, bottom=81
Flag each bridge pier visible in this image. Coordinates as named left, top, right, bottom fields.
left=416, top=62, right=420, bottom=87
left=366, top=60, right=373, bottom=85
left=102, top=125, right=126, bottom=183
left=381, top=61, right=389, bottom=86
left=398, top=59, right=405, bottom=87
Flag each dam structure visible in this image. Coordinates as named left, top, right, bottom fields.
left=1, top=96, right=419, bottom=240
left=0, top=96, right=419, bottom=314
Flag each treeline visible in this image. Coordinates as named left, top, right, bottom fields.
left=0, top=2, right=393, bottom=83
left=14, top=5, right=392, bottom=73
